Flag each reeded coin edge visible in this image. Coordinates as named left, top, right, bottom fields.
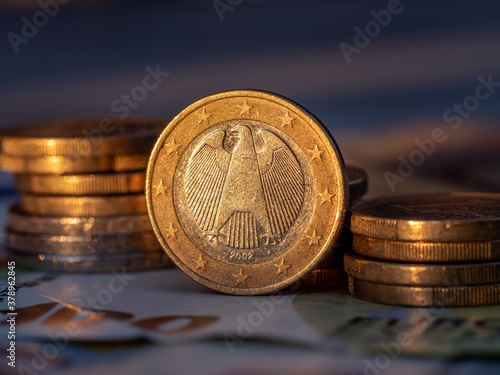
left=352, top=234, right=500, bottom=263
left=299, top=268, right=347, bottom=288
left=0, top=117, right=168, bottom=157
left=8, top=206, right=153, bottom=236
left=350, top=193, right=500, bottom=242
left=0, top=153, right=149, bottom=174
left=344, top=251, right=500, bottom=286
left=15, top=171, right=146, bottom=195
left=19, top=194, right=147, bottom=217
left=348, top=276, right=500, bottom=307
left=8, top=248, right=173, bottom=273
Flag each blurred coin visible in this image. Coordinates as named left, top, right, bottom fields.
left=113, top=154, right=150, bottom=172
left=7, top=230, right=161, bottom=255
left=147, top=90, right=348, bottom=295
left=316, top=243, right=345, bottom=269
left=350, top=193, right=500, bottom=242
left=20, top=193, right=147, bottom=217
left=15, top=171, right=145, bottom=195
left=344, top=251, right=500, bottom=286
left=317, top=225, right=353, bottom=269
left=0, top=153, right=149, bottom=174
left=0, top=117, right=166, bottom=157
left=348, top=276, right=500, bottom=307
left=8, top=249, right=173, bottom=273
left=347, top=165, right=367, bottom=202
left=352, top=233, right=500, bottom=263
left=299, top=268, right=347, bottom=288
left=8, top=206, right=153, bottom=236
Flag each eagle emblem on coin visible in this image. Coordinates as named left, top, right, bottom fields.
left=185, top=124, right=304, bottom=250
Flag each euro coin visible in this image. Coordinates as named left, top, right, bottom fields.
left=299, top=268, right=347, bottom=288
left=352, top=233, right=500, bottom=263
left=0, top=153, right=149, bottom=174
left=350, top=193, right=500, bottom=242
left=20, top=194, right=147, bottom=217
left=8, top=206, right=153, bottom=236
left=147, top=90, right=348, bottom=295
left=7, top=230, right=161, bottom=255
left=15, top=171, right=145, bottom=195
left=0, top=117, right=166, bottom=157
left=316, top=243, right=345, bottom=269
left=348, top=276, right=500, bottom=307
left=344, top=251, right=500, bottom=286
left=8, top=249, right=173, bottom=273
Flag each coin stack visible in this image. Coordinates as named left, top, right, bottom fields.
left=301, top=165, right=368, bottom=288
left=346, top=193, right=500, bottom=306
left=0, top=118, right=174, bottom=272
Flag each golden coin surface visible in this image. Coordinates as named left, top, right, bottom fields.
left=20, top=194, right=147, bottom=217
left=113, top=154, right=150, bottom=172
left=299, top=268, right=347, bottom=288
left=0, top=117, right=166, bottom=157
left=346, top=165, right=367, bottom=202
left=8, top=249, right=173, bottom=273
left=344, top=251, right=500, bottom=286
left=8, top=206, right=153, bottom=236
left=146, top=90, right=348, bottom=295
left=0, top=153, right=149, bottom=174
left=15, top=171, right=145, bottom=195
left=7, top=230, right=161, bottom=256
left=348, top=276, right=500, bottom=307
left=352, top=233, right=500, bottom=263
left=350, top=193, right=500, bottom=242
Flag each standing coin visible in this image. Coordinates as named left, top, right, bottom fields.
left=20, top=194, right=147, bottom=217
left=0, top=117, right=166, bottom=157
left=348, top=276, right=500, bottom=307
left=352, top=233, right=500, bottom=263
left=15, top=171, right=145, bottom=195
left=350, top=193, right=500, bottom=242
left=147, top=90, right=348, bottom=295
left=344, top=251, right=500, bottom=286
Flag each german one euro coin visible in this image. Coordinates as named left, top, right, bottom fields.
left=146, top=90, right=348, bottom=295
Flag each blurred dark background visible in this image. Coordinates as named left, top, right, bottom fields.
left=1, top=0, right=499, bottom=195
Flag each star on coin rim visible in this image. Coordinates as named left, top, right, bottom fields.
left=146, top=90, right=348, bottom=295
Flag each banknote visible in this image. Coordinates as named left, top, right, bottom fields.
left=0, top=269, right=321, bottom=347
left=2, top=267, right=500, bottom=359
left=4, top=335, right=489, bottom=375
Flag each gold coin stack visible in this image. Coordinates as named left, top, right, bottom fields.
left=300, top=165, right=368, bottom=288
left=346, top=193, right=500, bottom=307
left=0, top=118, right=174, bottom=272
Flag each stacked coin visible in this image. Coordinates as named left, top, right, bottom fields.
left=301, top=165, right=368, bottom=288
left=0, top=118, right=174, bottom=272
left=346, top=193, right=500, bottom=306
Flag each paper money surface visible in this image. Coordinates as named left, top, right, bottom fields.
left=2, top=268, right=500, bottom=356
left=2, top=268, right=500, bottom=375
